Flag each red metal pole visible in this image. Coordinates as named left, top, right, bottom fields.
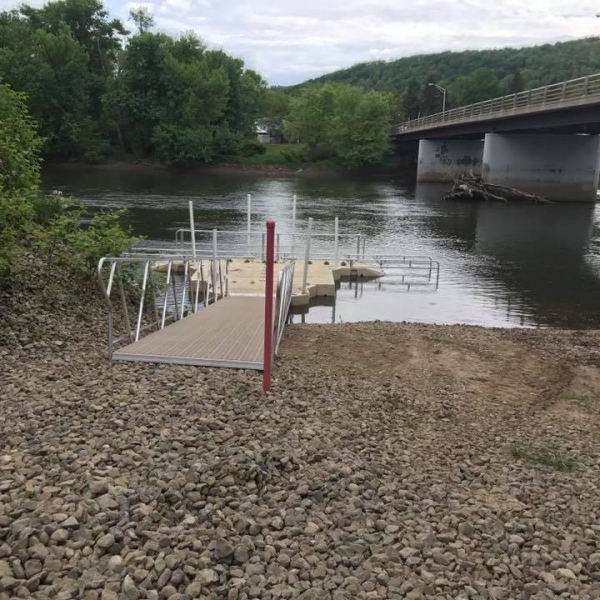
left=263, top=220, right=275, bottom=392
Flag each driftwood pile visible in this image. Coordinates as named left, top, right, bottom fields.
left=444, top=174, right=552, bottom=204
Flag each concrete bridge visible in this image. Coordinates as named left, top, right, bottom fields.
left=392, top=73, right=600, bottom=202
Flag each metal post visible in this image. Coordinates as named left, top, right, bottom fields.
left=362, top=237, right=366, bottom=259
left=276, top=233, right=280, bottom=262
left=302, top=217, right=312, bottom=294
left=247, top=194, right=252, bottom=256
left=188, top=201, right=196, bottom=260
left=291, top=195, right=297, bottom=258
left=263, top=220, right=275, bottom=393
left=212, top=229, right=218, bottom=301
left=356, top=234, right=361, bottom=260
left=334, top=216, right=339, bottom=266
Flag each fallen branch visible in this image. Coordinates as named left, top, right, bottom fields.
left=444, top=174, right=552, bottom=204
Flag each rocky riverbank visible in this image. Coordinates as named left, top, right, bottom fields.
left=3, top=265, right=600, bottom=600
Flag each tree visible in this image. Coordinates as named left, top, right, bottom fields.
left=286, top=83, right=393, bottom=166
left=450, top=68, right=505, bottom=106
left=0, top=80, right=42, bottom=280
left=508, top=68, right=525, bottom=94
left=401, top=79, right=421, bottom=120
left=129, top=7, right=153, bottom=33
left=421, top=74, right=442, bottom=116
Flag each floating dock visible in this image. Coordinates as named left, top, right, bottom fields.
left=216, top=259, right=383, bottom=306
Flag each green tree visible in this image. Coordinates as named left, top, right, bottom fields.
left=401, top=79, right=421, bottom=120
left=450, top=68, right=505, bottom=106
left=0, top=81, right=42, bottom=280
left=508, top=68, right=525, bottom=94
left=129, top=7, right=153, bottom=33
left=421, top=74, right=442, bottom=115
left=286, top=83, right=392, bottom=166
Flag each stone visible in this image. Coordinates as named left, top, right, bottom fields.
left=556, top=568, right=577, bottom=580
left=234, top=545, right=251, bottom=564
left=90, top=481, right=109, bottom=496
left=215, top=539, right=234, bottom=560
left=0, top=561, right=12, bottom=579
left=304, top=522, right=319, bottom=535
left=185, top=581, right=203, bottom=596
left=197, top=569, right=219, bottom=585
left=96, top=534, right=115, bottom=550
left=122, top=575, right=139, bottom=600
left=51, top=529, right=69, bottom=543
left=24, top=560, right=42, bottom=578
left=62, top=516, right=79, bottom=528
left=108, top=556, right=124, bottom=572
left=97, top=495, right=119, bottom=511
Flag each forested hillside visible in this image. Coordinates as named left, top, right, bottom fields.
left=291, top=38, right=600, bottom=113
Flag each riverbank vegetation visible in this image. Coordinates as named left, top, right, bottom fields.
left=0, top=80, right=135, bottom=288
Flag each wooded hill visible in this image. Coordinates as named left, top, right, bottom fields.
left=288, top=38, right=600, bottom=97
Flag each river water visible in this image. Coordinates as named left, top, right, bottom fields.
left=42, top=166, right=600, bottom=329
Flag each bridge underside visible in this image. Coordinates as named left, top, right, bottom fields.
left=416, top=133, right=600, bottom=202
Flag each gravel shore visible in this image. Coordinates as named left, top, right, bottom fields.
left=3, top=270, right=600, bottom=600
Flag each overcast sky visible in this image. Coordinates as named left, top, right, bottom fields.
left=3, top=0, right=600, bottom=85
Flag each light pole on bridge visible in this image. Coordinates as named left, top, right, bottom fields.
left=428, top=83, right=447, bottom=118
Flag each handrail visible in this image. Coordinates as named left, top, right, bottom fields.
left=97, top=255, right=229, bottom=359
left=273, top=261, right=295, bottom=357
left=174, top=228, right=368, bottom=261
left=392, top=72, right=600, bottom=134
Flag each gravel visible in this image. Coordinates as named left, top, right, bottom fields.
left=3, top=263, right=600, bottom=599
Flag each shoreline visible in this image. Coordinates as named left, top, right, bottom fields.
left=41, top=159, right=412, bottom=178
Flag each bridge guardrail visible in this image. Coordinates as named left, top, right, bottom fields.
left=392, top=72, right=600, bottom=134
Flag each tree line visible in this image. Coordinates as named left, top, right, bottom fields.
left=0, top=0, right=266, bottom=164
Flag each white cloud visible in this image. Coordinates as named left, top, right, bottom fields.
left=1, top=0, right=600, bottom=84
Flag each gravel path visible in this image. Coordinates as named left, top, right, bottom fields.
left=3, top=273, right=600, bottom=600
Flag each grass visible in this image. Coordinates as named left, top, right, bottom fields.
left=510, top=443, right=575, bottom=471
left=563, top=393, right=594, bottom=409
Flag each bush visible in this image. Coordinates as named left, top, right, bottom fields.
left=0, top=80, right=138, bottom=288
left=240, top=138, right=267, bottom=157
left=42, top=207, right=139, bottom=274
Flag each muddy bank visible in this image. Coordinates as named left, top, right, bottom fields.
left=42, top=159, right=338, bottom=178
left=3, top=265, right=600, bottom=599
left=42, top=160, right=408, bottom=180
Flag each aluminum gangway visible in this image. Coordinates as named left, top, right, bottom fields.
left=98, top=222, right=293, bottom=390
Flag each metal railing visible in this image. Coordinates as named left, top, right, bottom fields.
left=97, top=256, right=229, bottom=359
left=273, top=261, right=295, bottom=356
left=173, top=228, right=367, bottom=262
left=392, top=72, right=600, bottom=135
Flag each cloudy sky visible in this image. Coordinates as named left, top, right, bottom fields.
left=3, top=0, right=600, bottom=85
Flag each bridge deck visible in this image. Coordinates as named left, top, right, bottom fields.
left=113, top=296, right=266, bottom=369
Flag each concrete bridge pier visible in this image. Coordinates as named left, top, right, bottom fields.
left=482, top=133, right=600, bottom=203
left=416, top=139, right=484, bottom=182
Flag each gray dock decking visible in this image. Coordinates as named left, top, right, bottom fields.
left=113, top=296, right=266, bottom=369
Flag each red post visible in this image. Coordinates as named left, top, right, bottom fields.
left=263, top=220, right=275, bottom=392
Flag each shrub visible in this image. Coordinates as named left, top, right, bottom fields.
left=240, top=138, right=267, bottom=157
left=0, top=80, right=138, bottom=288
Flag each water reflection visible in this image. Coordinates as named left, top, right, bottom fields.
left=42, top=166, right=600, bottom=328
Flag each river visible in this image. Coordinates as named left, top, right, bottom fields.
left=42, top=165, right=600, bottom=329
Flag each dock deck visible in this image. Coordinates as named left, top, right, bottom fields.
left=113, top=296, right=266, bottom=369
